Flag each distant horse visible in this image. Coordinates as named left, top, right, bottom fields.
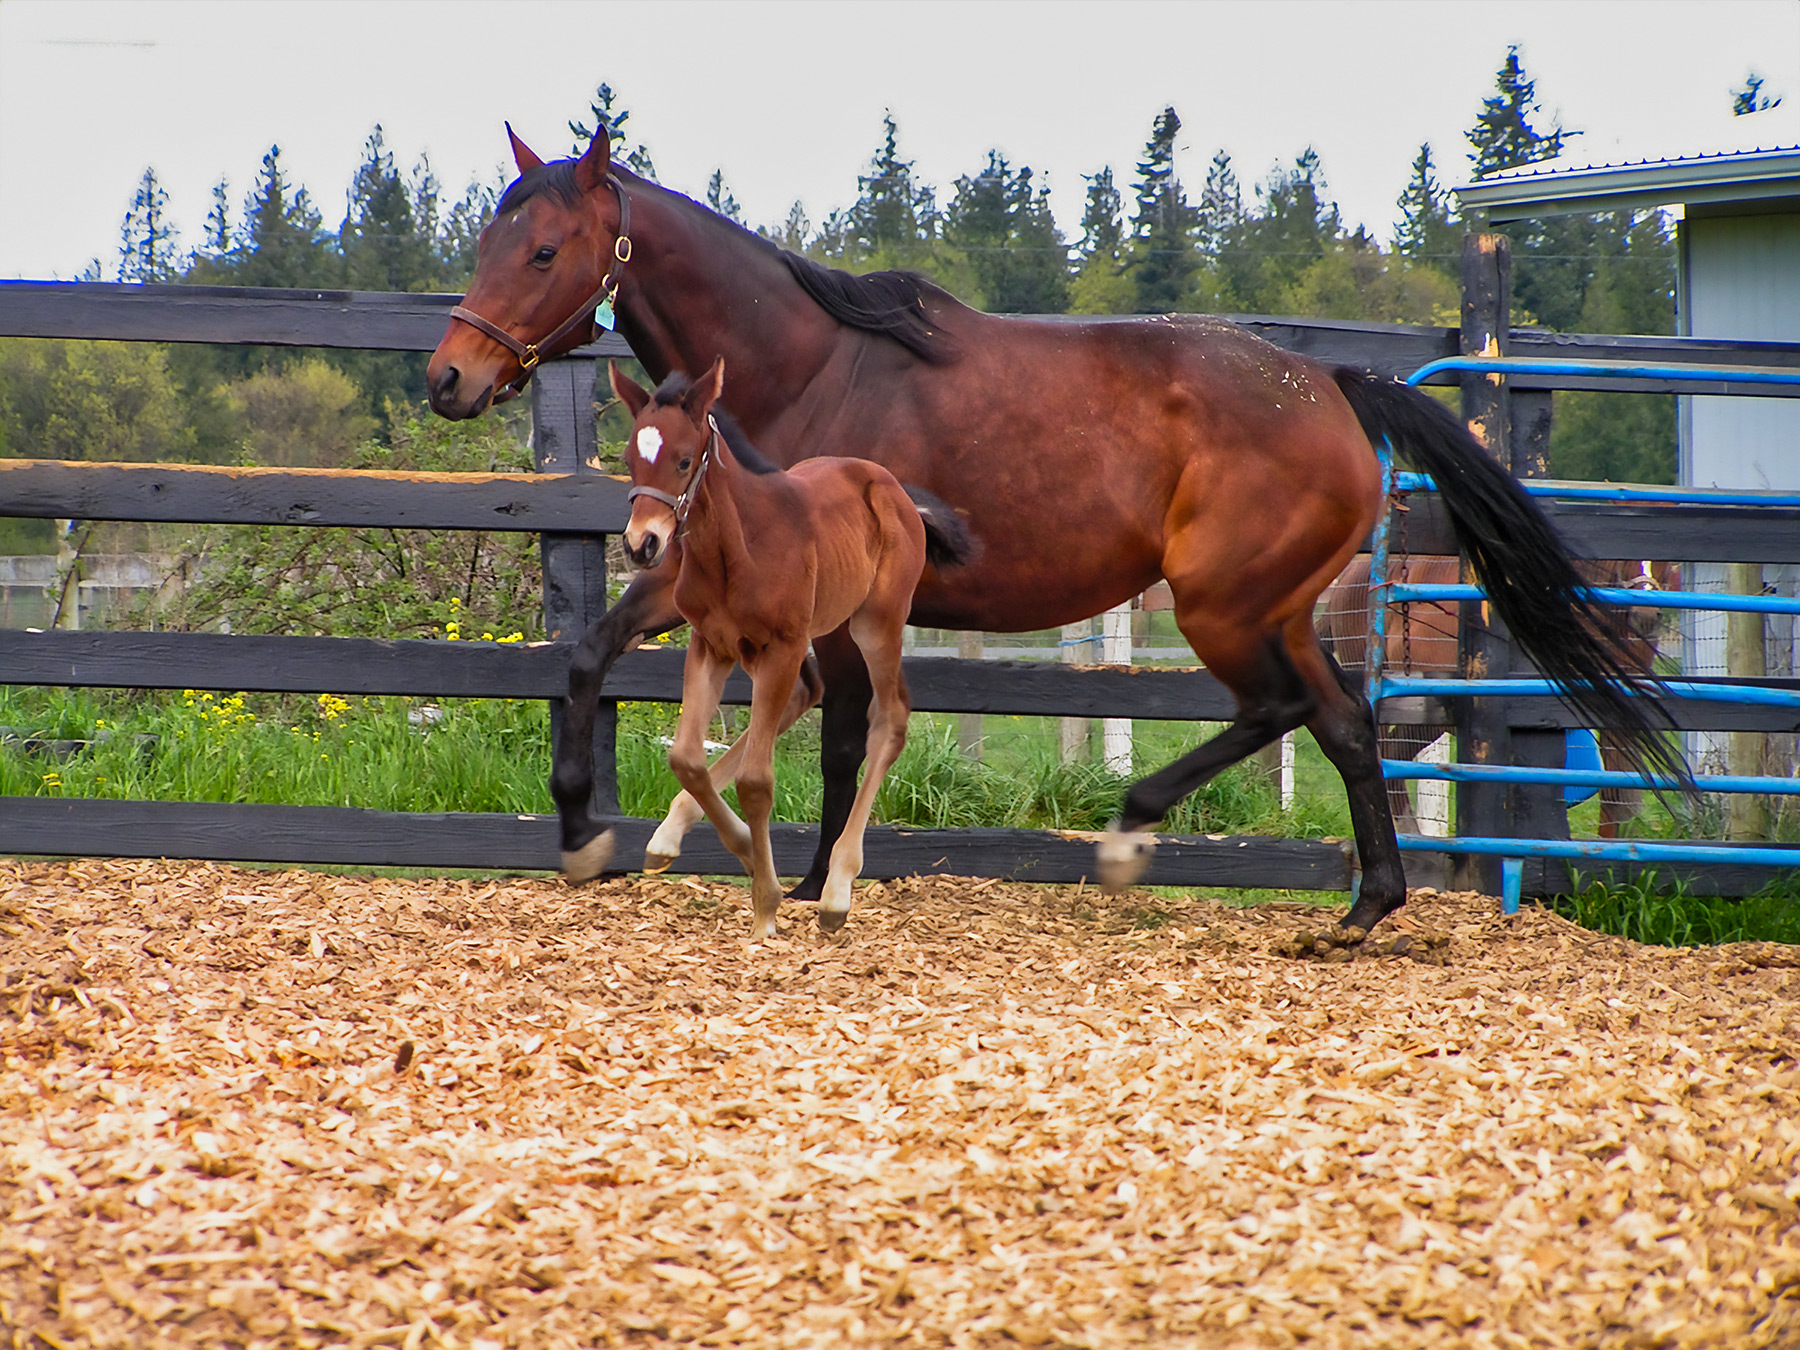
left=612, top=357, right=974, bottom=938
left=426, top=124, right=1684, bottom=933
left=1319, top=555, right=1676, bottom=836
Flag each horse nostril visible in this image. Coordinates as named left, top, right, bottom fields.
left=440, top=365, right=460, bottom=393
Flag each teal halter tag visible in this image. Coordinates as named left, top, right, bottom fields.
left=594, top=297, right=616, bottom=332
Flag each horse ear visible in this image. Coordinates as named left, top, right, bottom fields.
left=680, top=357, right=725, bottom=425
left=575, top=125, right=614, bottom=193
left=609, top=361, right=651, bottom=419
left=506, top=123, right=544, bottom=174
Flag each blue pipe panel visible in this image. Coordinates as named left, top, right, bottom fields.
left=1387, top=582, right=1800, bottom=618
left=1381, top=758, right=1800, bottom=795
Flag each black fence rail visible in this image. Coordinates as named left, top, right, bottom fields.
left=4, top=281, right=1798, bottom=890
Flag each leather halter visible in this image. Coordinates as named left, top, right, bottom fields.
left=447, top=172, right=634, bottom=403
left=627, top=417, right=720, bottom=535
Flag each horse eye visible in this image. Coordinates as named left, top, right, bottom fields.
left=531, top=246, right=557, bottom=265
left=677, top=458, right=693, bottom=473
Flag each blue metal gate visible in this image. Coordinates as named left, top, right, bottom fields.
left=1367, top=357, right=1800, bottom=912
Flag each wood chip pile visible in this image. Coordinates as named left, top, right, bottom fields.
left=2, top=857, right=1798, bottom=1348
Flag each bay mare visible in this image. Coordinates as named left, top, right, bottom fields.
left=426, top=126, right=1684, bottom=934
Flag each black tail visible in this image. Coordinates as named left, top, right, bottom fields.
left=1332, top=368, right=1693, bottom=793
left=903, top=486, right=979, bottom=570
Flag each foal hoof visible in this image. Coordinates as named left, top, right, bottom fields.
left=560, top=830, right=615, bottom=886
left=642, top=851, right=676, bottom=875
left=1096, top=829, right=1155, bottom=894
left=817, top=907, right=849, bottom=935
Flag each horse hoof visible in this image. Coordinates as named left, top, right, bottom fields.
left=817, top=907, right=849, bottom=934
left=561, top=831, right=615, bottom=885
left=1096, top=830, right=1155, bottom=893
left=1341, top=894, right=1403, bottom=934
left=642, top=851, right=676, bottom=875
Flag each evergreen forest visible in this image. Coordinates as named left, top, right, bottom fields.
left=5, top=51, right=1773, bottom=557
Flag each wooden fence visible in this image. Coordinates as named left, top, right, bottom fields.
left=3, top=280, right=1798, bottom=892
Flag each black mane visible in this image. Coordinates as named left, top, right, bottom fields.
left=498, top=155, right=958, bottom=365
left=778, top=253, right=958, bottom=365
left=650, top=372, right=779, bottom=475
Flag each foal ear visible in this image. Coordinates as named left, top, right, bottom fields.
left=679, top=356, right=726, bottom=425
left=574, top=123, right=614, bottom=193
left=608, top=361, right=651, bottom=419
left=505, top=123, right=544, bottom=174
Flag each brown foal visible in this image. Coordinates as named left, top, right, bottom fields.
left=613, top=357, right=972, bottom=938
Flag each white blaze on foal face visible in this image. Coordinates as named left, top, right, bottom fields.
left=636, top=426, right=663, bottom=464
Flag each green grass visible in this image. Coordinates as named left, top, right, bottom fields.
left=1, top=686, right=1349, bottom=841
left=1551, top=871, right=1800, bottom=947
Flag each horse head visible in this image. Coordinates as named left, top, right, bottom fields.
left=614, top=356, right=726, bottom=570
left=426, top=126, right=629, bottom=419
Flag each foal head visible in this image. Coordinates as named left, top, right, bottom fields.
left=612, top=356, right=727, bottom=570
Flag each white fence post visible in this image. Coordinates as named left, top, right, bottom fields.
left=1060, top=620, right=1091, bottom=763
left=1101, top=602, right=1133, bottom=774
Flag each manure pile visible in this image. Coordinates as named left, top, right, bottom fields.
left=2, top=858, right=1798, bottom=1348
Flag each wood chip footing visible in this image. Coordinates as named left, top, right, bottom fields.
left=2, top=860, right=1798, bottom=1348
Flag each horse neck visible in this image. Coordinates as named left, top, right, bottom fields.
left=610, top=177, right=841, bottom=436
left=681, top=448, right=761, bottom=589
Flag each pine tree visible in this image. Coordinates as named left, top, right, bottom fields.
left=1195, top=151, right=1241, bottom=259
left=759, top=201, right=811, bottom=252
left=1077, top=167, right=1122, bottom=260
left=1217, top=149, right=1340, bottom=313
left=568, top=82, right=656, bottom=177
left=1468, top=46, right=1571, bottom=175
left=944, top=152, right=1069, bottom=313
left=706, top=170, right=743, bottom=222
left=436, top=175, right=500, bottom=285
left=203, top=179, right=232, bottom=257
left=117, top=167, right=181, bottom=283
left=1126, top=107, right=1199, bottom=314
left=232, top=145, right=331, bottom=289
left=845, top=113, right=937, bottom=265
left=1732, top=72, right=1782, bottom=115
left=1393, top=143, right=1460, bottom=273
left=339, top=126, right=433, bottom=293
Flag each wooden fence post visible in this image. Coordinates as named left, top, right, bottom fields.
left=532, top=359, right=618, bottom=816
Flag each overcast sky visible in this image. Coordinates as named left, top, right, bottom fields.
left=2, top=0, right=1797, bottom=283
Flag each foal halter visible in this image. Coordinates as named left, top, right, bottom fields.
left=627, top=417, right=721, bottom=534
left=447, top=172, right=634, bottom=403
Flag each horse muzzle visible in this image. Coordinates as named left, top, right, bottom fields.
left=425, top=359, right=497, bottom=421
left=624, top=526, right=669, bottom=571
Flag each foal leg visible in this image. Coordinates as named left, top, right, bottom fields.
left=817, top=621, right=911, bottom=932
left=665, top=648, right=755, bottom=872
left=788, top=640, right=873, bottom=902
left=553, top=565, right=685, bottom=883
left=1098, top=624, right=1316, bottom=892
left=733, top=646, right=813, bottom=941
left=645, top=657, right=824, bottom=871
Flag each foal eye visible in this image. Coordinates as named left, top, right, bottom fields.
left=531, top=246, right=557, bottom=265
